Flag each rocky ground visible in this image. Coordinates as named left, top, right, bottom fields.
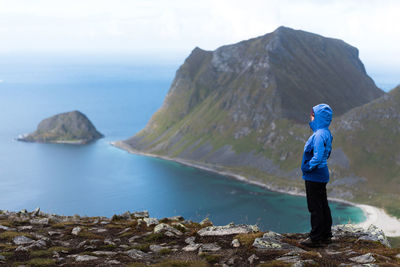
left=0, top=209, right=400, bottom=266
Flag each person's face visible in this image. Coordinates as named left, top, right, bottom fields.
left=310, top=110, right=315, bottom=121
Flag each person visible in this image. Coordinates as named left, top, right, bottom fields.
left=300, top=103, right=333, bottom=247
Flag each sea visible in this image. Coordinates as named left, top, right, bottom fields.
left=0, top=54, right=370, bottom=233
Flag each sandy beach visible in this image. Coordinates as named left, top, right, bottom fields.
left=355, top=204, right=400, bottom=237
left=111, top=141, right=400, bottom=237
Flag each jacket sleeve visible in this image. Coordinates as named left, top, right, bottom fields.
left=307, top=132, right=326, bottom=171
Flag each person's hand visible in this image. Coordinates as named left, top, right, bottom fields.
left=301, top=162, right=312, bottom=173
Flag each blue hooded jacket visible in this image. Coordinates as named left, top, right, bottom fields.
left=301, top=104, right=333, bottom=183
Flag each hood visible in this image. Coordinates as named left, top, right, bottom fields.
left=309, top=104, right=333, bottom=131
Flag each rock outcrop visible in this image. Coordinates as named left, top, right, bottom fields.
left=0, top=209, right=398, bottom=266
left=18, top=110, right=103, bottom=144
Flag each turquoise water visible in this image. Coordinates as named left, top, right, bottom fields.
left=0, top=54, right=365, bottom=233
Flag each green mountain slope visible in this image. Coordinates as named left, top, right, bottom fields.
left=115, top=27, right=399, bottom=216
left=332, top=85, right=400, bottom=215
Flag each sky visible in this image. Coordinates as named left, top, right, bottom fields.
left=0, top=0, right=398, bottom=88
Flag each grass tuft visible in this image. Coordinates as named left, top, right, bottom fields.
left=143, top=233, right=164, bottom=242
left=25, top=258, right=56, bottom=266
left=0, top=231, right=32, bottom=241
left=234, top=232, right=264, bottom=246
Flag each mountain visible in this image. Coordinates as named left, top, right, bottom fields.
left=331, top=85, right=400, bottom=216
left=18, top=110, right=103, bottom=144
left=114, top=27, right=396, bottom=215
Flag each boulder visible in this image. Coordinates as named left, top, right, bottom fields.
left=71, top=226, right=82, bottom=236
left=182, top=243, right=201, bottom=252
left=332, top=224, right=390, bottom=247
left=349, top=253, right=376, bottom=264
left=197, top=223, right=259, bottom=236
left=30, top=218, right=49, bottom=225
left=13, top=236, right=34, bottom=245
left=32, top=207, right=40, bottom=216
left=248, top=254, right=259, bottom=264
left=153, top=223, right=182, bottom=236
left=143, top=218, right=159, bottom=227
left=92, top=251, right=117, bottom=256
left=253, top=231, right=304, bottom=252
left=125, top=249, right=148, bottom=259
left=231, top=238, right=240, bottom=248
left=166, top=215, right=184, bottom=221
left=199, top=218, right=213, bottom=226
left=185, top=236, right=196, bottom=244
left=199, top=243, right=221, bottom=253
left=150, top=244, right=168, bottom=253
left=132, top=211, right=149, bottom=218
left=75, top=255, right=99, bottom=262
left=0, top=225, right=16, bottom=231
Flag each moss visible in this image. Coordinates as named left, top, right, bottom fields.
left=105, top=223, right=127, bottom=229
left=48, top=246, right=71, bottom=252
left=184, top=222, right=202, bottom=230
left=257, top=261, right=291, bottom=267
left=98, top=244, right=117, bottom=250
left=234, top=232, right=264, bottom=247
left=26, top=247, right=69, bottom=260
left=78, top=231, right=104, bottom=240
left=159, top=248, right=172, bottom=255
left=30, top=250, right=53, bottom=258
left=51, top=221, right=75, bottom=229
left=119, top=230, right=136, bottom=238
left=126, top=260, right=208, bottom=267
left=0, top=231, right=32, bottom=241
left=0, top=251, right=14, bottom=259
left=200, top=253, right=222, bottom=264
left=167, top=240, right=178, bottom=246
left=79, top=251, right=97, bottom=256
left=172, top=224, right=186, bottom=233
left=388, top=237, right=400, bottom=248
left=111, top=214, right=125, bottom=221
left=143, top=233, right=164, bottom=242
left=0, top=220, right=13, bottom=227
left=155, top=259, right=208, bottom=267
left=125, top=263, right=148, bottom=267
left=0, top=243, right=18, bottom=251
left=25, top=258, right=56, bottom=266
left=132, top=243, right=150, bottom=252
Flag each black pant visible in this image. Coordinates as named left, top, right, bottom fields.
left=305, top=180, right=332, bottom=241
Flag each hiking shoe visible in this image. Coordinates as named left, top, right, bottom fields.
left=300, top=237, right=324, bottom=248
left=321, top=237, right=332, bottom=244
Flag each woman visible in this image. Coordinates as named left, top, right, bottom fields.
left=300, top=103, right=333, bottom=247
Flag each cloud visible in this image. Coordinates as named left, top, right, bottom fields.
left=0, top=0, right=398, bottom=76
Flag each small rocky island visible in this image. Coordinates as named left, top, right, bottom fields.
left=0, top=209, right=399, bottom=266
left=18, top=111, right=103, bottom=145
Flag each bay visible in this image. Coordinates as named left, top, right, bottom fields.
left=0, top=54, right=365, bottom=233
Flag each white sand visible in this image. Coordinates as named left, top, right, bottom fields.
left=355, top=204, right=400, bottom=237
left=112, top=141, right=400, bottom=237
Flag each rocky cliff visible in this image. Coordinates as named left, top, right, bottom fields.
left=18, top=111, right=103, bottom=144
left=0, top=209, right=398, bottom=266
left=115, top=27, right=400, bottom=217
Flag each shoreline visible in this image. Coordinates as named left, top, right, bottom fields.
left=111, top=141, right=400, bottom=237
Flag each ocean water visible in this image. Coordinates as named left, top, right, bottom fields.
left=0, top=54, right=365, bottom=233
